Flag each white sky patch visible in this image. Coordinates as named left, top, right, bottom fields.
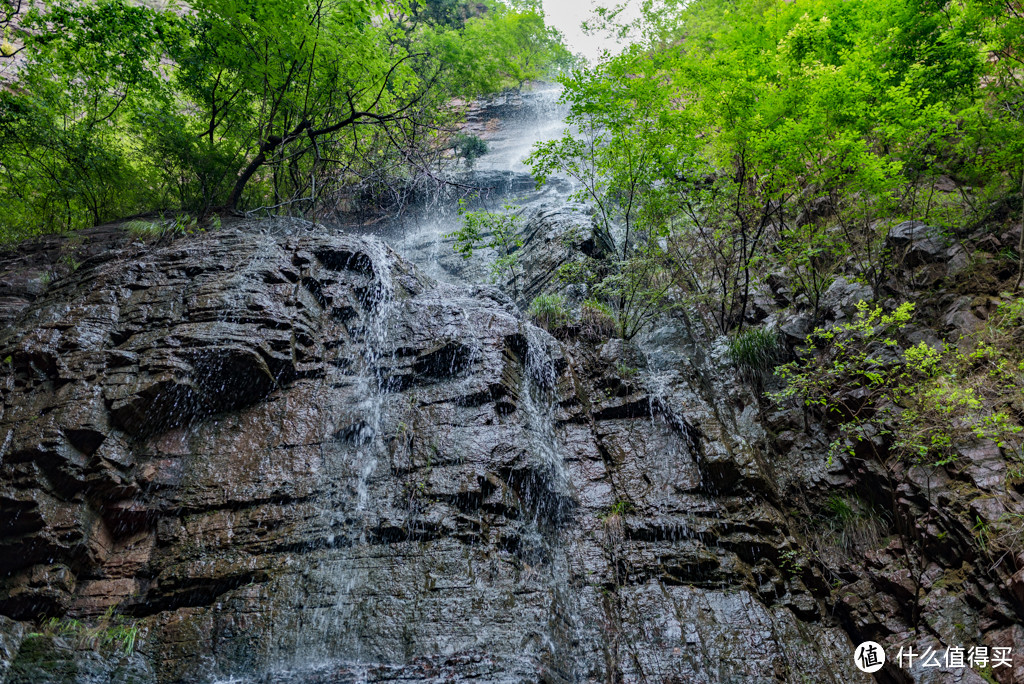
left=541, top=0, right=642, bottom=63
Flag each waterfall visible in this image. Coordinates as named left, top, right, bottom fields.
left=254, top=86, right=584, bottom=682
left=0, top=81, right=962, bottom=684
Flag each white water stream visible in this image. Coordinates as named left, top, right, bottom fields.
left=257, top=86, right=583, bottom=682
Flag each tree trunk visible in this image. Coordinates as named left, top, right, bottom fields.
left=1015, top=158, right=1024, bottom=290
left=227, top=121, right=310, bottom=211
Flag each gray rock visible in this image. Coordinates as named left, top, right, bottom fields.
left=0, top=616, right=25, bottom=681
left=941, top=296, right=986, bottom=333
left=779, top=310, right=815, bottom=343
left=886, top=221, right=948, bottom=267
left=4, top=213, right=1021, bottom=684
left=0, top=223, right=869, bottom=683
left=821, top=276, right=873, bottom=320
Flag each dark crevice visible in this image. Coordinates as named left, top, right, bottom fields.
left=314, top=248, right=374, bottom=277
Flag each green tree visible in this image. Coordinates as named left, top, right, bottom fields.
left=533, top=0, right=1024, bottom=343
left=1, top=0, right=25, bottom=60
left=528, top=47, right=681, bottom=338
left=446, top=200, right=525, bottom=298
left=170, top=0, right=442, bottom=212
left=463, top=5, right=572, bottom=90
left=0, top=0, right=571, bottom=241
left=0, top=1, right=172, bottom=238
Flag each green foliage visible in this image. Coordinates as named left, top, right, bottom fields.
left=615, top=363, right=637, bottom=378
left=1, top=14, right=17, bottom=57
left=123, top=214, right=204, bottom=242
left=445, top=199, right=524, bottom=297
left=26, top=607, right=142, bottom=655
left=527, top=293, right=570, bottom=331
left=771, top=301, right=917, bottom=417
left=972, top=515, right=991, bottom=553
left=599, top=498, right=635, bottom=520
left=407, top=0, right=477, bottom=30
left=452, top=133, right=488, bottom=167
left=0, top=0, right=171, bottom=239
left=776, top=221, right=849, bottom=317
left=772, top=299, right=1024, bottom=467
left=122, top=220, right=165, bottom=238
left=458, top=4, right=573, bottom=90
left=0, top=0, right=569, bottom=242
left=978, top=665, right=999, bottom=684
left=824, top=495, right=854, bottom=521
left=779, top=549, right=805, bottom=577
left=60, top=254, right=80, bottom=272
left=528, top=53, right=680, bottom=339
left=532, top=0, right=1024, bottom=332
left=726, top=327, right=785, bottom=378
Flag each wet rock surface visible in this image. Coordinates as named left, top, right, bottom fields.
left=0, top=220, right=873, bottom=683
left=3, top=88, right=1023, bottom=684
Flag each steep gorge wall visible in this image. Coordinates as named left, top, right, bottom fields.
left=0, top=220, right=879, bottom=683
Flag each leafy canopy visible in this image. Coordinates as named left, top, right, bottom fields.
left=528, top=0, right=1024, bottom=335
left=0, top=0, right=571, bottom=242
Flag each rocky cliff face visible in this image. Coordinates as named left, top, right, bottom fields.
left=1, top=91, right=1022, bottom=684
left=0, top=219, right=873, bottom=683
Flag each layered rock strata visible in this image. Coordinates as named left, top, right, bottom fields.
left=0, top=221, right=874, bottom=683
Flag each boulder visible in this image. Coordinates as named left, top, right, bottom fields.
left=886, top=221, right=948, bottom=267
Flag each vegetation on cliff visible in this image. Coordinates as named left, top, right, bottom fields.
left=0, top=0, right=570, bottom=242
left=513, top=0, right=1024, bottom=473
left=530, top=0, right=1024, bottom=336
left=772, top=299, right=1024, bottom=468
left=472, top=3, right=1024, bottom=643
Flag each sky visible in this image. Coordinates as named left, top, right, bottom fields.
left=540, top=0, right=641, bottom=62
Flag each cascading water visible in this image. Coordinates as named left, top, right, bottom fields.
left=520, top=325, right=572, bottom=505
left=258, top=237, right=402, bottom=680
left=377, top=85, right=571, bottom=285
left=390, top=90, right=585, bottom=680
left=249, top=86, right=588, bottom=683
left=347, top=253, right=396, bottom=511
left=517, top=324, right=587, bottom=684
left=0, top=83, right=874, bottom=684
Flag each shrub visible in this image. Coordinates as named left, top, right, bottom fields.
left=453, top=133, right=489, bottom=167
left=528, top=293, right=570, bottom=331
left=580, top=298, right=616, bottom=340
left=1, top=27, right=14, bottom=57
left=772, top=299, right=1024, bottom=467
left=445, top=200, right=524, bottom=297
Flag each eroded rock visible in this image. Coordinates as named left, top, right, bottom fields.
left=0, top=220, right=927, bottom=683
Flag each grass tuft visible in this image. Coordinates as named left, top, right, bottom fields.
left=528, top=293, right=571, bottom=331
left=726, top=327, right=784, bottom=372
